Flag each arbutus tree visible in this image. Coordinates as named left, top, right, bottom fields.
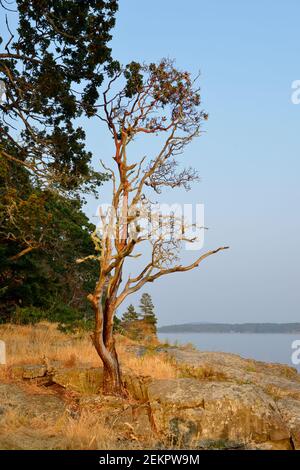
left=77, top=59, right=229, bottom=395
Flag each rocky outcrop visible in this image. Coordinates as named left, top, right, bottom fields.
left=10, top=363, right=151, bottom=400
left=52, top=367, right=103, bottom=394
left=11, top=364, right=47, bottom=380
left=5, top=347, right=300, bottom=450
left=0, top=383, right=65, bottom=422
left=148, top=378, right=292, bottom=449
left=160, top=348, right=300, bottom=449
left=277, top=398, right=300, bottom=449
left=79, top=394, right=153, bottom=440
left=166, top=348, right=300, bottom=399
left=0, top=383, right=65, bottom=450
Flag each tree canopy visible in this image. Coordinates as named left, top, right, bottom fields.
left=0, top=0, right=119, bottom=191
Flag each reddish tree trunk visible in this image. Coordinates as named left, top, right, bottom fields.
left=102, top=344, right=122, bottom=395
left=89, top=293, right=123, bottom=396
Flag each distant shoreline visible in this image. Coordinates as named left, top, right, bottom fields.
left=158, top=323, right=300, bottom=334
left=158, top=332, right=300, bottom=335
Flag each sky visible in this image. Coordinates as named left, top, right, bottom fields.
left=2, top=1, right=300, bottom=325
left=84, top=0, right=300, bottom=325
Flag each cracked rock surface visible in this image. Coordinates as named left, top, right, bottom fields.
left=2, top=348, right=300, bottom=450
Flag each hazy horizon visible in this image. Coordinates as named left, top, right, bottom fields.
left=158, top=321, right=300, bottom=327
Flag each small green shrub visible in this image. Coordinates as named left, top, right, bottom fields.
left=12, top=306, right=46, bottom=325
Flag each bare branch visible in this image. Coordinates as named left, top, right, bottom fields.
left=115, top=246, right=229, bottom=308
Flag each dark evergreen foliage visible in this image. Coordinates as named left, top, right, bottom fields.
left=0, top=0, right=119, bottom=192
left=0, top=1, right=120, bottom=328
left=0, top=160, right=98, bottom=329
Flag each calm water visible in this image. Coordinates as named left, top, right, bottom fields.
left=157, top=332, right=300, bottom=372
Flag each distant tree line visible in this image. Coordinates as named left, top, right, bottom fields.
left=158, top=323, right=300, bottom=334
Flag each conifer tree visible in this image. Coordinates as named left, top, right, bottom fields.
left=139, top=293, right=157, bottom=325
left=121, top=304, right=138, bottom=323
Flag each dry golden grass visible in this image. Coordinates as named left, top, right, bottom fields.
left=0, top=322, right=177, bottom=380
left=124, top=354, right=177, bottom=379
left=0, top=406, right=125, bottom=450
left=0, top=322, right=99, bottom=366
left=0, top=365, right=8, bottom=382
left=0, top=323, right=179, bottom=449
left=59, top=411, right=121, bottom=450
left=0, top=408, right=29, bottom=432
